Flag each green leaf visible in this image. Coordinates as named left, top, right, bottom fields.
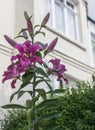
left=1, top=104, right=27, bottom=109
left=34, top=79, right=50, bottom=87
left=18, top=90, right=33, bottom=99
left=35, top=31, right=45, bottom=36
left=22, top=72, right=34, bottom=83
left=26, top=96, right=39, bottom=108
left=36, top=99, right=58, bottom=109
left=36, top=89, right=47, bottom=100
left=26, top=100, right=32, bottom=108
left=14, top=35, right=27, bottom=39
left=43, top=62, right=49, bottom=68
left=20, top=82, right=29, bottom=89
left=36, top=67, right=49, bottom=79
left=34, top=24, right=40, bottom=29
left=10, top=90, right=19, bottom=102
left=31, top=95, right=39, bottom=105
left=37, top=113, right=61, bottom=124
left=39, top=31, right=45, bottom=36
left=44, top=80, right=53, bottom=92
left=47, top=89, right=66, bottom=94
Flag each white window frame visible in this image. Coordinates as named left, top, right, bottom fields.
left=45, top=0, right=79, bottom=41
left=90, top=33, right=95, bottom=66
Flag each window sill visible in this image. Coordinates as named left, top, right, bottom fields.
left=46, top=26, right=86, bottom=51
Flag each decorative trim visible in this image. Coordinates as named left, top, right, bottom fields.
left=46, top=27, right=86, bottom=51
left=0, top=44, right=13, bottom=56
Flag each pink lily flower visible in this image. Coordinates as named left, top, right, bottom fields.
left=2, top=64, right=20, bottom=88
left=11, top=41, right=43, bottom=69
left=48, top=58, right=68, bottom=84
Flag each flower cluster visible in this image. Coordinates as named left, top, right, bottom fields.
left=2, top=36, right=68, bottom=88
left=2, top=12, right=68, bottom=130
left=2, top=12, right=68, bottom=89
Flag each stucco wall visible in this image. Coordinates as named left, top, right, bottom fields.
left=0, top=0, right=15, bottom=108
left=32, top=0, right=93, bottom=81
left=0, top=0, right=94, bottom=111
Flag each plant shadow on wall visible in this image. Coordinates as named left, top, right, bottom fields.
left=1, top=12, right=68, bottom=130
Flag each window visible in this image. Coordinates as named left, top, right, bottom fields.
left=45, top=0, right=78, bottom=41
left=91, top=33, right=95, bottom=66
left=88, top=0, right=95, bottom=21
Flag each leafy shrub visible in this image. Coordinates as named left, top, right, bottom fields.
left=38, top=82, right=95, bottom=130
left=0, top=109, right=28, bottom=130
left=1, top=82, right=95, bottom=130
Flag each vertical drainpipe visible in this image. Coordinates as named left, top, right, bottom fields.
left=84, top=0, right=88, bottom=15
left=83, top=0, right=88, bottom=26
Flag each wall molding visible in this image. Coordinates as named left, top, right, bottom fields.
left=50, top=49, right=94, bottom=75
left=0, top=44, right=13, bottom=56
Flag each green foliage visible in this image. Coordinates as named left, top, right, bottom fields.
left=0, top=109, right=28, bottom=130
left=1, top=82, right=95, bottom=130
left=36, top=82, right=95, bottom=129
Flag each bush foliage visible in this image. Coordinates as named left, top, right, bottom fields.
left=0, top=109, right=28, bottom=130
left=1, top=82, right=95, bottom=130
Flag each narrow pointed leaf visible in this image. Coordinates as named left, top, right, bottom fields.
left=36, top=99, right=58, bottom=109
left=44, top=80, right=53, bottom=92
left=34, top=24, right=40, bottom=29
left=34, top=79, right=50, bottom=87
left=10, top=90, right=19, bottom=102
left=36, top=67, right=49, bottom=79
left=35, top=31, right=45, bottom=36
left=18, top=90, right=33, bottom=99
left=37, top=113, right=61, bottom=123
left=43, top=62, right=49, bottom=68
left=47, top=89, right=66, bottom=94
left=14, top=35, right=27, bottom=39
left=36, top=89, right=46, bottom=100
left=1, top=104, right=27, bottom=109
left=20, top=82, right=30, bottom=89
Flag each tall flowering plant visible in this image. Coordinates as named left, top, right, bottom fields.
left=2, top=12, right=68, bottom=130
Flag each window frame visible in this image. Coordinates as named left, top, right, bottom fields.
left=45, top=0, right=79, bottom=41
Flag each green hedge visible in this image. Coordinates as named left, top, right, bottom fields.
left=0, top=109, right=28, bottom=130
left=1, top=82, right=95, bottom=130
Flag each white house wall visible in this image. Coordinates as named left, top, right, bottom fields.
left=33, top=0, right=93, bottom=81
left=0, top=0, right=94, bottom=112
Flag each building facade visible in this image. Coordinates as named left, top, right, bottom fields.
left=0, top=0, right=94, bottom=109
